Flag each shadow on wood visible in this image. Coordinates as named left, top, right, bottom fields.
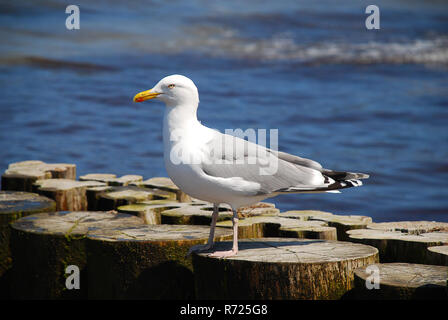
left=352, top=263, right=448, bottom=300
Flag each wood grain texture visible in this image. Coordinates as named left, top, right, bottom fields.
left=33, top=179, right=106, bottom=211
left=367, top=221, right=448, bottom=234
left=0, top=191, right=56, bottom=298
left=353, top=263, right=448, bottom=300
left=277, top=210, right=371, bottom=240
left=10, top=211, right=143, bottom=299
left=1, top=160, right=76, bottom=192
left=117, top=200, right=278, bottom=225
left=87, top=224, right=232, bottom=299
left=86, top=185, right=173, bottom=211
left=132, top=177, right=191, bottom=202
left=216, top=216, right=337, bottom=240
left=347, top=228, right=448, bottom=265
left=427, top=246, right=448, bottom=266
left=193, top=238, right=378, bottom=300
left=79, top=173, right=143, bottom=186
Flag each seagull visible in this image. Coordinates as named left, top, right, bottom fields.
left=133, top=74, right=369, bottom=258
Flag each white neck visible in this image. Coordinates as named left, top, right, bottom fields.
left=164, top=101, right=199, bottom=126
left=163, top=102, right=201, bottom=145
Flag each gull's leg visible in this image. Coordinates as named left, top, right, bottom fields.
left=186, top=203, right=219, bottom=257
left=209, top=209, right=239, bottom=259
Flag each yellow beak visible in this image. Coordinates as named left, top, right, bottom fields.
left=133, top=89, right=161, bottom=102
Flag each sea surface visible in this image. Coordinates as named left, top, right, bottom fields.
left=1, top=0, right=447, bottom=222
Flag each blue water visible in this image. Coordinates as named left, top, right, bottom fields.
left=1, top=0, right=447, bottom=222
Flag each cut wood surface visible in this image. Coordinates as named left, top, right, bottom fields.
left=0, top=191, right=56, bottom=224
left=216, top=216, right=336, bottom=240
left=193, top=238, right=379, bottom=300
left=118, top=200, right=278, bottom=225
left=32, top=179, right=106, bottom=211
left=0, top=191, right=56, bottom=298
left=277, top=210, right=372, bottom=241
left=237, top=202, right=279, bottom=218
left=132, top=177, right=191, bottom=202
left=353, top=263, right=448, bottom=300
left=87, top=224, right=232, bottom=299
left=86, top=185, right=173, bottom=211
left=161, top=205, right=233, bottom=225
left=347, top=228, right=448, bottom=265
left=117, top=199, right=182, bottom=224
left=9, top=211, right=143, bottom=299
left=162, top=202, right=279, bottom=225
left=79, top=173, right=143, bottom=186
left=367, top=221, right=448, bottom=234
left=1, top=160, right=76, bottom=192
left=427, top=246, right=448, bottom=266
left=278, top=225, right=337, bottom=240
left=78, top=173, right=116, bottom=182
left=117, top=199, right=217, bottom=224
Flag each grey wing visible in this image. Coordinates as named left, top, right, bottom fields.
left=202, top=131, right=369, bottom=194
left=202, top=132, right=329, bottom=194
left=272, top=150, right=369, bottom=181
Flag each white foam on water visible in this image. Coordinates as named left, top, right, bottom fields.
left=152, top=25, right=448, bottom=65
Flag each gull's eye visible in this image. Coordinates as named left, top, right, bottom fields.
left=168, top=84, right=175, bottom=89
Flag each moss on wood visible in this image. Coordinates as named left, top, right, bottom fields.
left=9, top=211, right=142, bottom=299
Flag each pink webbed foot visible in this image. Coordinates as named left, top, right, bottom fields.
left=208, top=249, right=238, bottom=259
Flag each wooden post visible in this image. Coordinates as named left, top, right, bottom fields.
left=160, top=202, right=278, bottom=226
left=79, top=173, right=143, bottom=186
left=427, top=246, right=448, bottom=266
left=353, top=263, right=448, bottom=300
left=193, top=238, right=378, bottom=300
left=117, top=199, right=183, bottom=224
left=347, top=229, right=448, bottom=264
left=132, top=177, right=191, bottom=202
left=32, top=179, right=106, bottom=211
left=85, top=185, right=173, bottom=211
left=367, top=221, right=448, bottom=234
left=216, top=216, right=337, bottom=240
left=278, top=225, right=338, bottom=240
left=1, top=161, right=76, bottom=192
left=278, top=210, right=372, bottom=241
left=87, top=224, right=232, bottom=299
left=0, top=191, right=56, bottom=299
left=118, top=200, right=280, bottom=227
left=78, top=173, right=116, bottom=182
left=9, top=211, right=143, bottom=299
